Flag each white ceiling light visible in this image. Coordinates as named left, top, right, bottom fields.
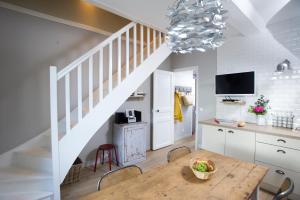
left=167, top=0, right=227, bottom=54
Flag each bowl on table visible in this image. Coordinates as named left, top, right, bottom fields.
left=189, top=158, right=216, bottom=180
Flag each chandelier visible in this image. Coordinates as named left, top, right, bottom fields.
left=167, top=0, right=227, bottom=54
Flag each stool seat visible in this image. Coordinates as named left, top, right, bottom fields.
left=94, top=143, right=118, bottom=172
left=99, top=144, right=115, bottom=150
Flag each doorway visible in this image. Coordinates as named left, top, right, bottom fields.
left=173, top=68, right=197, bottom=143
left=152, top=67, right=199, bottom=151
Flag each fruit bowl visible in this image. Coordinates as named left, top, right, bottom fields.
left=189, top=158, right=216, bottom=180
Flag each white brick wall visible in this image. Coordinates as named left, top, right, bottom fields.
left=216, top=33, right=300, bottom=125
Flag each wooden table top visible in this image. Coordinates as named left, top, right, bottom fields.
left=81, top=150, right=268, bottom=200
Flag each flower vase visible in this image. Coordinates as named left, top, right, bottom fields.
left=256, top=115, right=266, bottom=126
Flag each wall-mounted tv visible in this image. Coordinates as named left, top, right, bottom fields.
left=215, top=71, right=255, bottom=96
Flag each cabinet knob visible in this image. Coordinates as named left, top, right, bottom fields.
left=277, top=149, right=286, bottom=154
left=218, top=128, right=223, bottom=132
left=277, top=139, right=286, bottom=143
left=228, top=130, right=234, bottom=134
left=275, top=170, right=285, bottom=175
left=156, top=109, right=160, bottom=112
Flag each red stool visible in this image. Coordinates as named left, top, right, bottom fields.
left=94, top=144, right=118, bottom=172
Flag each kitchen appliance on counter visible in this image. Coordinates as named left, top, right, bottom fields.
left=115, top=110, right=142, bottom=124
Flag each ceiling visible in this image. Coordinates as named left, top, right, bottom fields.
left=87, top=0, right=173, bottom=32
left=267, top=0, right=300, bottom=59
left=249, top=0, right=290, bottom=23
left=87, top=0, right=300, bottom=59
left=87, top=0, right=242, bottom=38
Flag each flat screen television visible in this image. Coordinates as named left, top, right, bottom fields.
left=215, top=71, right=255, bottom=96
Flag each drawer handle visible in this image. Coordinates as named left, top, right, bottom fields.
left=218, top=129, right=223, bottom=132
left=228, top=130, right=234, bottom=134
left=275, top=170, right=285, bottom=176
left=277, top=139, right=286, bottom=143
left=277, top=149, right=286, bottom=154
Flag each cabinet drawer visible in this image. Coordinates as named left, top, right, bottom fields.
left=256, top=161, right=300, bottom=200
left=256, top=133, right=300, bottom=150
left=256, top=142, right=300, bottom=172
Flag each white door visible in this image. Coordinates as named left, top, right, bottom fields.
left=152, top=70, right=174, bottom=150
left=225, top=129, right=255, bottom=163
left=201, top=125, right=225, bottom=155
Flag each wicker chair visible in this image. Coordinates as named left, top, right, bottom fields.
left=273, top=177, right=294, bottom=200
left=167, top=146, right=191, bottom=163
left=97, top=165, right=143, bottom=191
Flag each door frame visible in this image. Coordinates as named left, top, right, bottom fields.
left=172, top=66, right=199, bottom=150
left=152, top=70, right=175, bottom=150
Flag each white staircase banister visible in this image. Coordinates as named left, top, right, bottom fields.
left=49, top=21, right=170, bottom=198
left=57, top=22, right=136, bottom=80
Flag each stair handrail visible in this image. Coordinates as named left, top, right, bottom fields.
left=57, top=22, right=136, bottom=80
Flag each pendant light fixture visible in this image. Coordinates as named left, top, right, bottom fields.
left=275, top=59, right=292, bottom=73
left=167, top=0, right=227, bottom=54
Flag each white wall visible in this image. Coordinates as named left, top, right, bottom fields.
left=174, top=70, right=195, bottom=141
left=216, top=33, right=300, bottom=123
left=0, top=7, right=107, bottom=154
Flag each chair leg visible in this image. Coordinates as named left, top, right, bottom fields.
left=94, top=149, right=99, bottom=172
left=108, top=150, right=112, bottom=171
left=113, top=146, right=119, bottom=166
left=101, top=149, right=104, bottom=165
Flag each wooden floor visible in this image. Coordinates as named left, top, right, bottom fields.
left=61, top=136, right=274, bottom=200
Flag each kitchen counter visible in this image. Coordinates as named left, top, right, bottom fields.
left=199, top=119, right=300, bottom=140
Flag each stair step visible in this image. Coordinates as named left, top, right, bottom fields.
left=0, top=166, right=51, bottom=181
left=0, top=191, right=53, bottom=200
left=0, top=167, right=52, bottom=193
left=12, top=147, right=52, bottom=173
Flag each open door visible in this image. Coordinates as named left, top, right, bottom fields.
left=152, top=70, right=174, bottom=150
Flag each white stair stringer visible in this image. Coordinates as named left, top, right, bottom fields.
left=58, top=43, right=171, bottom=183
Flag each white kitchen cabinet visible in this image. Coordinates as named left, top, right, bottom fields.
left=201, top=125, right=255, bottom=162
left=256, top=142, right=300, bottom=173
left=200, top=122, right=300, bottom=199
left=225, top=129, right=255, bottom=163
left=255, top=133, right=300, bottom=199
left=256, top=161, right=300, bottom=200
left=113, top=122, right=147, bottom=166
left=201, top=125, right=226, bottom=155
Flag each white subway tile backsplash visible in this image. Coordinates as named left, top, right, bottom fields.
left=217, top=33, right=300, bottom=123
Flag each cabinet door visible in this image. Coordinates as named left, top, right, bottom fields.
left=124, top=126, right=146, bottom=163
left=202, top=125, right=225, bottom=155
left=225, top=129, right=255, bottom=163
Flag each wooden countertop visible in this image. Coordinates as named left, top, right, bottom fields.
left=200, top=119, right=300, bottom=140
left=81, top=150, right=268, bottom=200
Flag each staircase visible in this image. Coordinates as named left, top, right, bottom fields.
left=49, top=22, right=171, bottom=199
left=0, top=22, right=171, bottom=200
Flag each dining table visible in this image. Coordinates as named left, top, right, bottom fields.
left=81, top=150, right=268, bottom=200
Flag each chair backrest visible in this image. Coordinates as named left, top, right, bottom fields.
left=273, top=177, right=294, bottom=200
left=167, top=146, right=191, bottom=163
left=97, top=165, right=143, bottom=191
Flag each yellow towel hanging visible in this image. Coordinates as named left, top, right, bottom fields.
left=174, top=91, right=183, bottom=122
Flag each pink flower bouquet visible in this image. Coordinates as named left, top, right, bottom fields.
left=248, top=95, right=270, bottom=116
